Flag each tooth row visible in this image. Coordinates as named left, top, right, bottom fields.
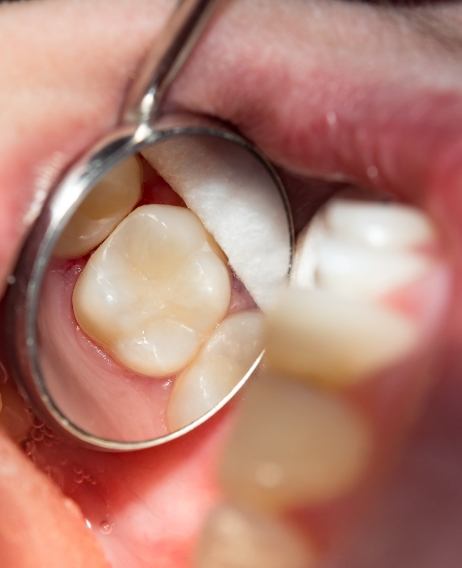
left=73, top=204, right=231, bottom=377
left=55, top=156, right=142, bottom=259
left=197, top=200, right=438, bottom=564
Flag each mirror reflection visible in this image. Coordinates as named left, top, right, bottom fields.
left=38, top=134, right=292, bottom=442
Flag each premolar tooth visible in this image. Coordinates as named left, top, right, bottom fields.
left=325, top=199, right=436, bottom=249
left=265, top=288, right=417, bottom=386
left=55, top=156, right=141, bottom=259
left=73, top=204, right=231, bottom=377
left=143, top=137, right=291, bottom=310
left=220, top=374, right=371, bottom=511
left=196, top=504, right=316, bottom=568
left=168, top=310, right=264, bottom=430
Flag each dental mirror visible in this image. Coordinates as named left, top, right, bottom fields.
left=4, top=0, right=293, bottom=450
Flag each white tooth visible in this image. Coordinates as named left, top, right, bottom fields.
left=220, top=374, right=371, bottom=511
left=265, top=287, right=417, bottom=386
left=168, top=310, right=264, bottom=430
left=324, top=199, right=436, bottom=249
left=291, top=198, right=435, bottom=298
left=196, top=504, right=316, bottom=568
left=142, top=137, right=291, bottom=310
left=54, top=156, right=141, bottom=259
left=314, top=237, right=430, bottom=298
left=73, top=205, right=231, bottom=377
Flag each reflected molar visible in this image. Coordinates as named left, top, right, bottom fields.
left=55, top=156, right=141, bottom=259
left=265, top=287, right=417, bottom=386
left=220, top=374, right=371, bottom=511
left=168, top=310, right=264, bottom=430
left=73, top=204, right=231, bottom=376
left=292, top=198, right=436, bottom=298
left=196, top=504, right=316, bottom=568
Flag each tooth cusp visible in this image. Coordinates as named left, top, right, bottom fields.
left=73, top=204, right=231, bottom=377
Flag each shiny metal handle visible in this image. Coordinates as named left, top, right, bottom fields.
left=121, top=0, right=220, bottom=126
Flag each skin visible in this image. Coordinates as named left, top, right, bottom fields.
left=1, top=0, right=462, bottom=566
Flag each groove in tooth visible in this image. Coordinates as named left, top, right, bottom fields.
left=196, top=504, right=316, bottom=568
left=168, top=311, right=264, bottom=430
left=142, top=137, right=291, bottom=310
left=0, top=383, right=32, bottom=442
left=291, top=198, right=436, bottom=299
left=265, top=287, right=417, bottom=386
left=73, top=204, right=231, bottom=377
left=324, top=199, right=436, bottom=249
left=54, top=156, right=141, bottom=259
left=220, top=374, right=371, bottom=511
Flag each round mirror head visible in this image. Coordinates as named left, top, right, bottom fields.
left=9, top=119, right=293, bottom=450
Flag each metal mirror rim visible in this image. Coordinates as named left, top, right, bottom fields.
left=4, top=116, right=294, bottom=451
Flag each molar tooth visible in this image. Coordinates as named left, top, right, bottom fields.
left=324, top=199, right=436, bottom=249
left=265, top=288, right=417, bottom=386
left=55, top=156, right=141, bottom=259
left=196, top=504, right=316, bottom=568
left=73, top=204, right=231, bottom=377
left=220, top=374, right=371, bottom=511
left=168, top=310, right=264, bottom=430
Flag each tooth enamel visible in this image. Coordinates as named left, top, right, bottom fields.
left=73, top=204, right=231, bottom=377
left=220, top=373, right=371, bottom=511
left=54, top=156, right=141, bottom=259
left=142, top=137, right=291, bottom=310
left=167, top=310, right=264, bottom=430
left=0, top=383, right=32, bottom=442
left=324, top=199, right=436, bottom=249
left=196, top=504, right=316, bottom=568
left=265, top=288, right=417, bottom=386
left=292, top=198, right=435, bottom=298
left=314, top=237, right=430, bottom=298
